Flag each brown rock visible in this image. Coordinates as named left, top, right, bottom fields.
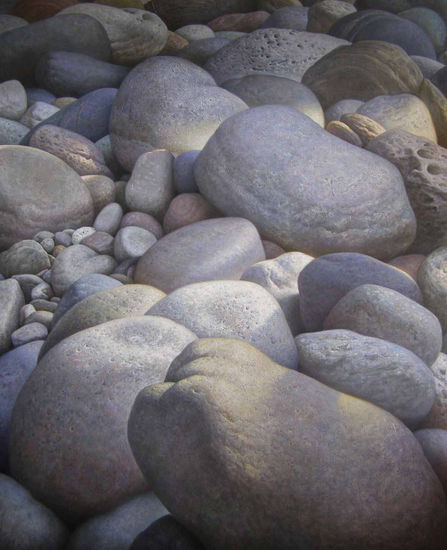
left=207, top=11, right=269, bottom=32
left=158, top=31, right=189, bottom=55
left=340, top=113, right=386, bottom=145
left=326, top=120, right=362, bottom=147
left=389, top=254, right=426, bottom=280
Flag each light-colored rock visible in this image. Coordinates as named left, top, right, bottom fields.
left=94, top=202, right=123, bottom=235
left=11, top=322, right=48, bottom=346
left=0, top=80, right=27, bottom=120
left=176, top=24, right=214, bottom=41
left=340, top=112, right=386, bottom=145
left=0, top=117, right=29, bottom=145
left=114, top=226, right=157, bottom=263
left=20, top=101, right=59, bottom=128
left=326, top=120, right=363, bottom=146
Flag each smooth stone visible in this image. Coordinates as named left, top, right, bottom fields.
left=94, top=203, right=123, bottom=235
left=39, top=238, right=54, bottom=253
left=51, top=273, right=122, bottom=327
left=95, top=135, right=122, bottom=177
left=71, top=227, right=96, bottom=245
left=163, top=193, right=220, bottom=233
left=30, top=299, right=57, bottom=312
left=357, top=93, right=437, bottom=142
left=0, top=279, right=24, bottom=355
left=302, top=41, right=424, bottom=110
left=325, top=98, right=365, bottom=123
left=325, top=120, right=363, bottom=146
left=120, top=211, right=163, bottom=239
left=307, top=0, right=356, bottom=34
left=22, top=88, right=117, bottom=145
left=9, top=316, right=196, bottom=523
left=173, top=150, right=199, bottom=193
left=204, top=28, right=349, bottom=85
left=158, top=30, right=189, bottom=55
left=0, top=80, right=27, bottom=120
left=20, top=101, right=59, bottom=128
left=419, top=247, right=447, bottom=332
left=26, top=87, right=55, bottom=105
left=25, top=310, right=53, bottom=329
left=114, top=227, right=157, bottom=263
left=130, top=516, right=205, bottom=550
left=0, top=14, right=28, bottom=33
left=367, top=129, right=447, bottom=254
left=51, top=244, right=116, bottom=296
left=54, top=231, right=72, bottom=247
left=177, top=37, right=231, bottom=66
left=29, top=125, right=112, bottom=177
left=340, top=112, right=386, bottom=145
left=432, top=66, right=447, bottom=95
left=324, top=283, right=442, bottom=366
left=82, top=175, right=116, bottom=215
left=400, top=7, right=446, bottom=53
left=147, top=280, right=298, bottom=368
left=125, top=150, right=175, bottom=221
left=12, top=0, right=81, bottom=21
left=39, top=284, right=165, bottom=358
left=0, top=240, right=50, bottom=277
left=298, top=252, right=423, bottom=332
left=35, top=51, right=130, bottom=98
left=260, top=5, right=309, bottom=30
left=59, top=4, right=168, bottom=66
left=109, top=57, right=247, bottom=170
left=0, top=117, right=29, bottom=144
left=0, top=474, right=68, bottom=550
left=411, top=55, right=445, bottom=78
left=214, top=30, right=246, bottom=39
left=415, top=429, right=447, bottom=493
left=420, top=353, right=447, bottom=429
left=81, top=231, right=114, bottom=255
left=176, top=23, right=214, bottom=41
left=194, top=105, right=416, bottom=258
left=0, top=14, right=111, bottom=83
left=222, top=74, right=324, bottom=126
left=20, top=303, right=36, bottom=325
left=128, top=337, right=447, bottom=550
left=240, top=251, right=313, bottom=335
left=0, top=341, right=43, bottom=472
left=296, top=329, right=435, bottom=427
left=207, top=11, right=269, bottom=32
left=417, top=78, right=447, bottom=149
left=11, top=322, right=48, bottom=346
left=389, top=254, right=426, bottom=280
left=262, top=239, right=286, bottom=259
left=67, top=493, right=167, bottom=550
left=11, top=273, right=44, bottom=301
left=134, top=217, right=265, bottom=293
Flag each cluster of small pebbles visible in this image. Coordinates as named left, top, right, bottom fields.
left=2, top=0, right=447, bottom=548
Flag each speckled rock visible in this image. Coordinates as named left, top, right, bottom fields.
left=128, top=337, right=447, bottom=550
left=134, top=217, right=265, bottom=293
left=0, top=118, right=29, bottom=144
left=0, top=80, right=27, bottom=120
left=163, top=193, right=220, bottom=233
left=194, top=106, right=416, bottom=258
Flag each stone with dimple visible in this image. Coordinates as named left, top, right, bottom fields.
left=114, top=227, right=157, bottom=263
left=9, top=316, right=196, bottom=523
left=134, top=217, right=265, bottom=293
left=0, top=80, right=27, bottom=121
left=0, top=279, right=24, bottom=355
left=94, top=203, right=123, bottom=235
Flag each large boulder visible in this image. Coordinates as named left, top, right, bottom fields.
left=0, top=146, right=94, bottom=251
left=9, top=316, right=196, bottom=523
left=128, top=337, right=447, bottom=550
left=194, top=106, right=416, bottom=259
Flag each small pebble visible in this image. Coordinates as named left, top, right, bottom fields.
left=24, top=310, right=53, bottom=329
left=54, top=232, right=72, bottom=247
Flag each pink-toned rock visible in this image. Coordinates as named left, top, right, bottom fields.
left=163, top=193, right=220, bottom=233
left=207, top=11, right=269, bottom=32
left=389, top=254, right=426, bottom=281
left=120, top=211, right=164, bottom=239
left=159, top=31, right=188, bottom=56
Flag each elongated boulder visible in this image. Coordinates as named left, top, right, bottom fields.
left=128, top=337, right=447, bottom=550
left=194, top=105, right=416, bottom=258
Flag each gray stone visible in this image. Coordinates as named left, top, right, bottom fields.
left=11, top=322, right=48, bottom=347
left=400, top=7, right=446, bottom=54
left=128, top=337, right=447, bottom=550
left=147, top=280, right=298, bottom=368
left=120, top=211, right=164, bottom=239
left=0, top=240, right=50, bottom=277
left=173, top=150, right=199, bottom=193
left=0, top=15, right=27, bottom=34
left=411, top=55, right=445, bottom=78
left=20, top=102, right=59, bottom=128
left=11, top=274, right=44, bottom=301
left=0, top=474, right=68, bottom=550
left=30, top=282, right=53, bottom=301
left=114, top=227, right=157, bottom=263
left=0, top=80, right=27, bottom=120
left=71, top=227, right=96, bottom=245
left=95, top=135, right=122, bottom=177
left=81, top=232, right=114, bottom=255
left=25, top=311, right=53, bottom=329
left=125, top=150, right=175, bottom=220
left=414, top=429, right=447, bottom=494
left=0, top=145, right=94, bottom=251
left=176, top=24, right=215, bottom=41
left=94, top=203, right=124, bottom=235
left=260, top=6, right=309, bottom=30
left=325, top=99, right=365, bottom=123
left=177, top=38, right=231, bottom=66
left=9, top=316, right=196, bottom=523
left=54, top=231, right=73, bottom=247
left=163, top=193, right=220, bottom=233
left=298, top=252, right=423, bottom=331
left=418, top=247, right=447, bottom=333
left=20, top=303, right=36, bottom=325
left=30, top=299, right=57, bottom=313
left=194, top=106, right=416, bottom=258
left=51, top=244, right=117, bottom=297
left=0, top=279, right=24, bottom=354
left=204, top=28, right=349, bottom=85
left=134, top=217, right=265, bottom=293
left=296, top=329, right=435, bottom=427
left=0, top=117, right=29, bottom=145
left=82, top=175, right=116, bottom=216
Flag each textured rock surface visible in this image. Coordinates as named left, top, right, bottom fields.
left=418, top=247, right=447, bottom=333
left=0, top=80, right=27, bottom=120
left=420, top=353, right=447, bottom=430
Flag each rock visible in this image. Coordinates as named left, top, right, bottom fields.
left=35, top=51, right=130, bottom=98
left=0, top=14, right=28, bottom=34
left=414, top=429, right=447, bottom=493
left=67, top=493, right=167, bottom=550
left=420, top=353, right=447, bottom=429
left=214, top=30, right=246, bottom=39
left=94, top=203, right=123, bottom=235
left=0, top=240, right=50, bottom=277
left=400, top=7, right=446, bottom=54
left=51, top=273, right=122, bottom=327
left=130, top=516, right=205, bottom=550
left=52, top=97, right=76, bottom=109
left=302, top=41, right=424, bottom=109
left=20, top=303, right=36, bottom=324
left=367, top=129, right=447, bottom=254
left=0, top=80, right=27, bottom=120
left=389, top=254, right=426, bottom=280
left=177, top=37, right=231, bottom=66
left=39, top=284, right=165, bottom=358
left=121, top=212, right=163, bottom=239
left=95, top=135, right=122, bottom=176
left=324, top=284, right=442, bottom=366
left=31, top=281, right=53, bottom=301
left=82, top=175, right=116, bottom=215
left=307, top=0, right=356, bottom=34
left=419, top=247, right=447, bottom=333
left=51, top=244, right=116, bottom=296
left=9, top=316, right=196, bottom=523
left=0, top=117, right=29, bottom=144
left=176, top=24, right=214, bottom=41
left=0, top=146, right=94, bottom=251
left=327, top=100, right=367, bottom=126
left=173, top=151, right=199, bottom=193
left=109, top=57, right=247, bottom=170
left=26, top=87, right=55, bottom=105
left=29, top=125, right=112, bottom=178
left=20, top=101, right=60, bottom=128
left=158, top=31, right=188, bottom=56
left=262, top=240, right=285, bottom=259
left=134, top=217, right=265, bottom=293
left=0, top=341, right=43, bottom=472
left=296, top=329, right=435, bottom=427
left=125, top=151, right=175, bottom=221
left=222, top=74, right=324, bottom=126
left=11, top=322, right=48, bottom=346
left=12, top=0, right=79, bottom=22
left=411, top=55, right=445, bottom=78
left=298, top=252, right=423, bottom=331
left=339, top=112, right=386, bottom=145
left=0, top=278, right=24, bottom=355
left=417, top=78, right=447, bottom=149
left=207, top=11, right=269, bottom=32
left=81, top=231, right=114, bottom=255
left=194, top=105, right=416, bottom=258
left=71, top=227, right=95, bottom=245
left=59, top=4, right=168, bottom=66
left=163, top=193, right=220, bottom=233
left=240, top=252, right=313, bottom=335
left=147, top=280, right=298, bottom=368
left=11, top=273, right=44, bottom=301
left=0, top=474, right=68, bottom=550
left=128, top=337, right=447, bottom=550
left=260, top=6, right=309, bottom=30
left=0, top=14, right=111, bottom=84
left=204, top=28, right=349, bottom=85
left=114, top=227, right=157, bottom=263
left=326, top=120, right=363, bottom=147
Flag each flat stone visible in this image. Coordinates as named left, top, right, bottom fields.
left=11, top=322, right=48, bottom=347
left=0, top=80, right=27, bottom=120
left=0, top=278, right=24, bottom=355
